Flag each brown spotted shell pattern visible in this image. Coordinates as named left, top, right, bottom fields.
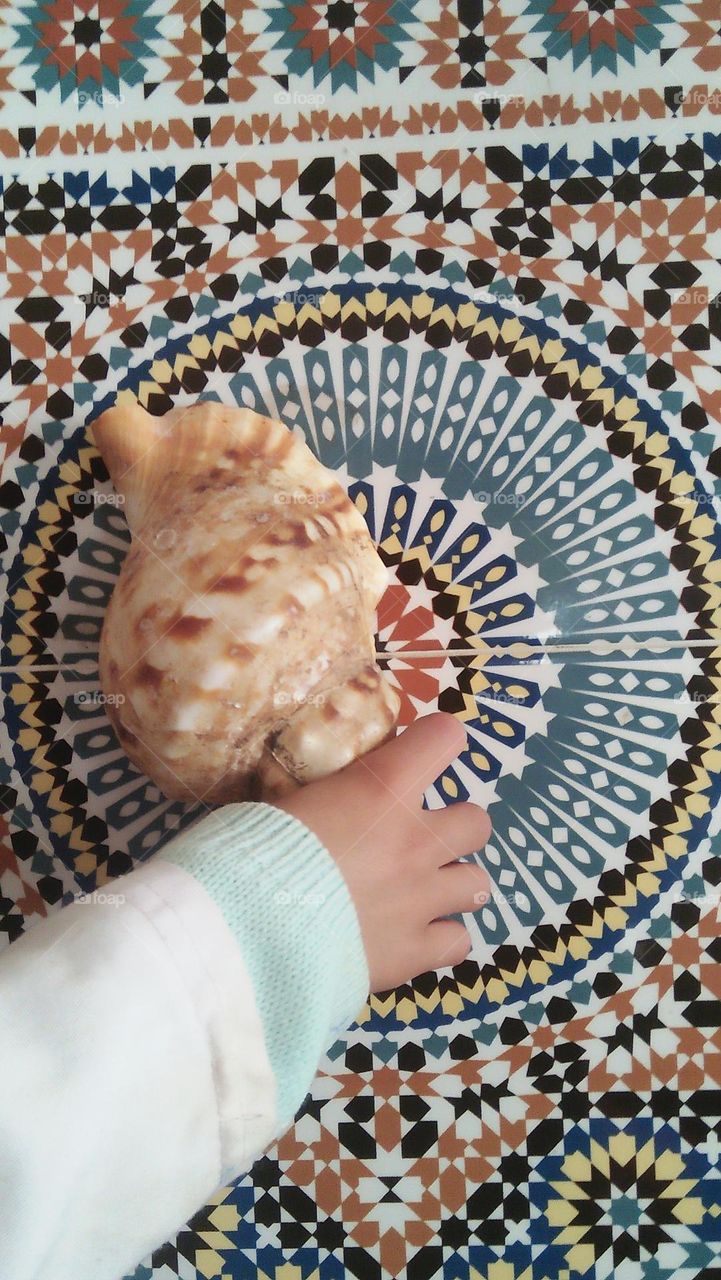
left=93, top=398, right=401, bottom=804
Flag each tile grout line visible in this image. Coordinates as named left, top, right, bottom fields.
left=2, top=637, right=721, bottom=675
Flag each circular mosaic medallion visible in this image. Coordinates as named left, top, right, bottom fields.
left=2, top=281, right=721, bottom=1037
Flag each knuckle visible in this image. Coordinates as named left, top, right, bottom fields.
left=458, top=802, right=492, bottom=843
left=462, top=800, right=491, bottom=825
left=387, top=842, right=406, bottom=877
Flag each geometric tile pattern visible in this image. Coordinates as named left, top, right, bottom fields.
left=138, top=881, right=721, bottom=1279
left=1, top=137, right=721, bottom=448
left=0, top=0, right=720, bottom=147
left=0, top=4, right=719, bottom=1279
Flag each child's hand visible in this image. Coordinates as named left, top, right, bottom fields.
left=275, top=712, right=492, bottom=992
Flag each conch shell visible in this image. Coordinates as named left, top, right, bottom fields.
left=92, top=399, right=400, bottom=804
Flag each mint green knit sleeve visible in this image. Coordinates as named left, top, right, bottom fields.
left=158, top=801, right=369, bottom=1131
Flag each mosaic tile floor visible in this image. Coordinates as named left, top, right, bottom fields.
left=1, top=3, right=720, bottom=1278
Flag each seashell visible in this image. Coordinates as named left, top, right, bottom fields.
left=92, top=397, right=400, bottom=804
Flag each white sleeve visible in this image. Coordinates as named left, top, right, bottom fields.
left=0, top=799, right=369, bottom=1280
left=0, top=858, right=277, bottom=1280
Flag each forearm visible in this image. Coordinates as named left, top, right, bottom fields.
left=0, top=803, right=368, bottom=1280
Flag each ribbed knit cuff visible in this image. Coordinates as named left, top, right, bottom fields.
left=158, top=801, right=369, bottom=1131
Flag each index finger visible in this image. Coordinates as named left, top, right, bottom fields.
left=360, top=711, right=467, bottom=799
